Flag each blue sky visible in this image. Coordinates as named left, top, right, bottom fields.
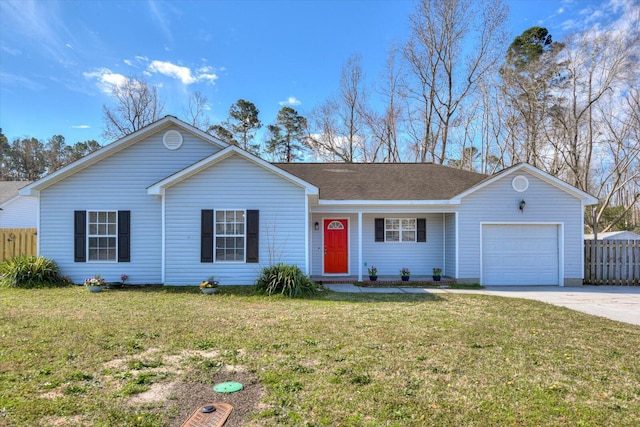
left=0, top=0, right=633, bottom=145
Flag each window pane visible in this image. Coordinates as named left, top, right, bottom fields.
left=386, top=231, right=399, bottom=242
left=89, top=212, right=97, bottom=222
left=89, top=224, right=97, bottom=234
left=108, top=224, right=116, bottom=234
left=226, top=211, right=235, bottom=222
left=402, top=219, right=416, bottom=229
left=235, top=223, right=244, bottom=234
left=107, top=211, right=116, bottom=223
left=215, top=211, right=224, bottom=222
left=402, top=231, right=416, bottom=242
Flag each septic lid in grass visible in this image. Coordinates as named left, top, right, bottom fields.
left=213, top=381, right=243, bottom=393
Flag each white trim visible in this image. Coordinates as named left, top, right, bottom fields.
left=321, top=217, right=350, bottom=275
left=456, top=163, right=598, bottom=205
left=36, top=197, right=40, bottom=255
left=454, top=212, right=459, bottom=279
left=20, top=116, right=228, bottom=196
left=318, top=199, right=459, bottom=206
left=480, top=222, right=564, bottom=286
left=213, top=209, right=247, bottom=263
left=161, top=189, right=166, bottom=284
left=147, top=145, right=319, bottom=196
left=305, top=196, right=310, bottom=275
left=383, top=217, right=417, bottom=243
left=358, top=211, right=363, bottom=282
left=442, top=213, right=446, bottom=275
left=86, top=210, right=118, bottom=263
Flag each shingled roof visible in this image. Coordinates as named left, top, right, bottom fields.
left=275, top=163, right=487, bottom=200
left=0, top=181, right=32, bottom=204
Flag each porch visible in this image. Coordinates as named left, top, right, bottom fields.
left=311, top=275, right=456, bottom=286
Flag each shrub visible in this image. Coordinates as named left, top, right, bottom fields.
left=255, top=263, right=318, bottom=298
left=0, top=256, right=70, bottom=288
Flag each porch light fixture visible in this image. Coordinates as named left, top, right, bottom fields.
left=314, top=222, right=320, bottom=230
left=519, top=199, right=526, bottom=212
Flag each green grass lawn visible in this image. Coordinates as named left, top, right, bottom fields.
left=1, top=285, right=639, bottom=426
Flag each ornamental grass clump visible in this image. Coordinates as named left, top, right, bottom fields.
left=255, top=263, right=318, bottom=298
left=0, top=255, right=69, bottom=288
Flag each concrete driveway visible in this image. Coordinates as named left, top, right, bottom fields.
left=324, top=284, right=640, bottom=326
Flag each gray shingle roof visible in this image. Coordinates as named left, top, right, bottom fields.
left=0, top=181, right=32, bottom=204
left=275, top=163, right=487, bottom=200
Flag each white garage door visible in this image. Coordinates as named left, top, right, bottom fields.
left=482, top=224, right=559, bottom=286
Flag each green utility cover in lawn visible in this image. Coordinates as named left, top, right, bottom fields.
left=213, top=381, right=243, bottom=393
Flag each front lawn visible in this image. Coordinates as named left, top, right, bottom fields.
left=1, top=286, right=639, bottom=426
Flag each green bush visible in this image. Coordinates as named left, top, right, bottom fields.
left=0, top=256, right=70, bottom=288
left=255, top=263, right=318, bottom=298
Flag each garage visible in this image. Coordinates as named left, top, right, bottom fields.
left=482, top=224, right=560, bottom=286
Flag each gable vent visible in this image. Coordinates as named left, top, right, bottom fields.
left=512, top=175, right=529, bottom=192
left=163, top=130, right=183, bottom=150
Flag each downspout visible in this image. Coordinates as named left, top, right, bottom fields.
left=358, top=211, right=363, bottom=282
left=161, top=189, right=166, bottom=284
left=305, top=194, right=310, bottom=275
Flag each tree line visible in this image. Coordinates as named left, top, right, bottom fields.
left=2, top=0, right=638, bottom=232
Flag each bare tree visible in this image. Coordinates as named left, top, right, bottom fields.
left=102, top=76, right=164, bottom=141
left=363, top=46, right=404, bottom=162
left=183, top=91, right=210, bottom=131
left=403, top=0, right=508, bottom=164
left=308, top=54, right=368, bottom=162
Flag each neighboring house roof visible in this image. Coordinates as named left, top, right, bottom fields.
left=20, top=116, right=227, bottom=196
left=276, top=163, right=487, bottom=201
left=148, top=146, right=319, bottom=196
left=0, top=181, right=32, bottom=204
left=584, top=231, right=640, bottom=240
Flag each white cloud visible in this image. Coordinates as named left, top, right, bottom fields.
left=279, top=96, right=301, bottom=106
left=83, top=68, right=128, bottom=94
left=72, top=124, right=90, bottom=129
left=148, top=60, right=196, bottom=84
left=146, top=60, right=218, bottom=84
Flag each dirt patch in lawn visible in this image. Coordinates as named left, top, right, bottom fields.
left=164, top=369, right=264, bottom=427
left=116, top=349, right=264, bottom=427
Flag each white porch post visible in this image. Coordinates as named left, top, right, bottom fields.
left=358, top=211, right=363, bottom=281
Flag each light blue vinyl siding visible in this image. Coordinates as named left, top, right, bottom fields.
left=444, top=213, right=456, bottom=277
left=310, top=212, right=444, bottom=277
left=164, top=155, right=307, bottom=285
left=457, top=171, right=584, bottom=284
left=38, top=126, right=221, bottom=284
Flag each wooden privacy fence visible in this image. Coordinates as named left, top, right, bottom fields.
left=0, top=228, right=37, bottom=262
left=584, top=239, right=640, bottom=285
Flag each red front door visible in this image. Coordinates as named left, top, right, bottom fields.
left=324, top=219, right=348, bottom=274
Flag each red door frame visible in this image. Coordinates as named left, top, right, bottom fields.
left=323, top=218, right=349, bottom=274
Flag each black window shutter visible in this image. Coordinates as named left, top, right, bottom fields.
left=246, top=210, right=259, bottom=263
left=201, top=210, right=214, bottom=263
left=118, top=210, right=131, bottom=262
left=417, top=218, right=427, bottom=242
left=74, top=211, right=86, bottom=262
left=375, top=218, right=384, bottom=242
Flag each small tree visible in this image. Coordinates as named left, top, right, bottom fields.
left=266, top=107, right=309, bottom=162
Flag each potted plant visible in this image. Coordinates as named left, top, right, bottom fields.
left=200, top=276, right=219, bottom=294
left=432, top=268, right=442, bottom=281
left=400, top=267, right=410, bottom=281
left=108, top=273, right=127, bottom=289
left=85, top=275, right=106, bottom=293
left=368, top=266, right=378, bottom=281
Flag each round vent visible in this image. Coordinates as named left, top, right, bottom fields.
left=512, top=175, right=529, bottom=192
left=163, top=130, right=183, bottom=150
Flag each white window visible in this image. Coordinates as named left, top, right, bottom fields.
left=88, top=211, right=117, bottom=261
left=215, top=210, right=245, bottom=262
left=385, top=218, right=416, bottom=242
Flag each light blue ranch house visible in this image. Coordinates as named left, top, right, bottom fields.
left=21, top=116, right=598, bottom=287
